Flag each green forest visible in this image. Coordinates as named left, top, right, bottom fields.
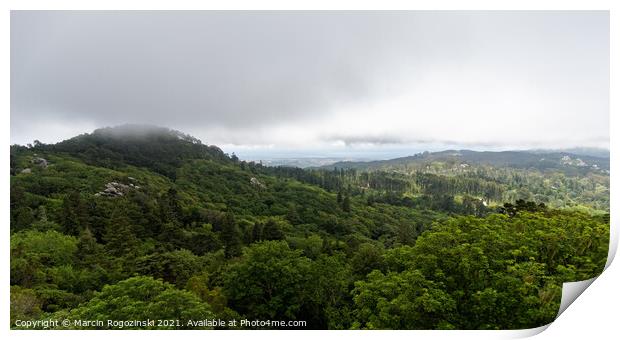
left=10, top=125, right=610, bottom=329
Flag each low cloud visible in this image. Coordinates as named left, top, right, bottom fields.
left=11, top=11, right=609, bottom=152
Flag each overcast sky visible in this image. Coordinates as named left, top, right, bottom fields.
left=11, top=11, right=609, bottom=159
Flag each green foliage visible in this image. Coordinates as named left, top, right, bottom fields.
left=223, top=241, right=353, bottom=328
left=352, top=269, right=456, bottom=329
left=103, top=206, right=139, bottom=258
left=262, top=219, right=285, bottom=241
left=42, top=124, right=231, bottom=179
left=342, top=193, right=351, bottom=212
left=11, top=230, right=78, bottom=287
left=136, top=249, right=203, bottom=287
left=351, top=211, right=609, bottom=329
left=11, top=286, right=43, bottom=325
left=9, top=126, right=610, bottom=329
left=223, top=241, right=313, bottom=320
left=351, top=243, right=385, bottom=277
left=54, top=276, right=215, bottom=329
left=220, top=213, right=243, bottom=258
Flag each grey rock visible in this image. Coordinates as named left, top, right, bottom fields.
left=250, top=177, right=266, bottom=188
left=96, top=181, right=134, bottom=197
left=31, top=157, right=48, bottom=168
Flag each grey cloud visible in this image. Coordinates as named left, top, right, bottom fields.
left=325, top=134, right=408, bottom=146
left=12, top=12, right=432, bottom=133
left=11, top=11, right=609, bottom=150
left=324, top=134, right=511, bottom=148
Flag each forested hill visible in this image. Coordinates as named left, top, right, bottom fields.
left=312, top=149, right=609, bottom=212
left=22, top=125, right=232, bottom=179
left=10, top=125, right=609, bottom=330
left=324, top=149, right=610, bottom=174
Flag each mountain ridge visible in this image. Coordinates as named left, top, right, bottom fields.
left=320, top=148, right=610, bottom=173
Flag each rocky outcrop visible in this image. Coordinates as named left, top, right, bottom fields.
left=31, top=157, right=48, bottom=168
left=561, top=155, right=587, bottom=167
left=250, top=177, right=266, bottom=189
left=95, top=181, right=140, bottom=197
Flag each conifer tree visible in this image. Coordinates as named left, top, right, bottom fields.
left=342, top=194, right=351, bottom=213
left=220, top=213, right=243, bottom=258
left=103, top=206, right=138, bottom=257
left=262, top=219, right=284, bottom=241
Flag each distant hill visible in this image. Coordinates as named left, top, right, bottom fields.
left=258, top=157, right=372, bottom=168
left=528, top=147, right=609, bottom=159
left=322, top=149, right=610, bottom=175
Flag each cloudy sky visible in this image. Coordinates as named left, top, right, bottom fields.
left=11, top=11, right=609, bottom=159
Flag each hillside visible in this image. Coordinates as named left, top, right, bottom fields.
left=312, top=149, right=609, bottom=212
left=10, top=125, right=609, bottom=329
left=27, top=125, right=231, bottom=179
left=325, top=149, right=610, bottom=173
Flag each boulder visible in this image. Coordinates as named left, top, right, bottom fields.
left=250, top=177, right=266, bottom=189
left=31, top=157, right=48, bottom=168
left=96, top=181, right=134, bottom=197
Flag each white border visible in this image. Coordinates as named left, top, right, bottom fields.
left=2, top=1, right=617, bottom=340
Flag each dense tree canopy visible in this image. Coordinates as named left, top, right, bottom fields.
left=50, top=276, right=215, bottom=329
left=9, top=126, right=609, bottom=329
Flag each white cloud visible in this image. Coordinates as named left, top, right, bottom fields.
left=11, top=11, right=609, bottom=154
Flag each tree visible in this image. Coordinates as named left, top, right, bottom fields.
left=159, top=188, right=183, bottom=223
left=220, top=213, right=242, bottom=258
left=306, top=254, right=353, bottom=328
left=185, top=272, right=241, bottom=325
left=262, top=219, right=284, bottom=241
left=61, top=191, right=89, bottom=236
left=185, top=272, right=228, bottom=313
left=396, top=224, right=417, bottom=246
left=55, top=276, right=215, bottom=329
left=351, top=243, right=385, bottom=277
left=76, top=227, right=103, bottom=266
left=135, top=249, right=203, bottom=287
left=251, top=222, right=263, bottom=242
left=11, top=286, right=42, bottom=325
left=103, top=206, right=138, bottom=258
left=223, top=241, right=313, bottom=320
left=342, top=194, right=351, bottom=212
left=352, top=269, right=456, bottom=329
left=11, top=230, right=78, bottom=287
left=184, top=223, right=221, bottom=255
